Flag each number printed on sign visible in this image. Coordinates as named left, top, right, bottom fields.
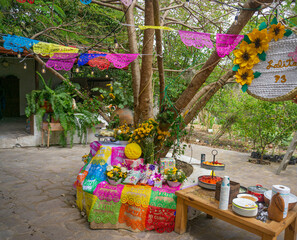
left=274, top=75, right=287, bottom=83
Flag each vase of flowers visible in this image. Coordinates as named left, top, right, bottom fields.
left=106, top=165, right=127, bottom=185
left=164, top=167, right=187, bottom=187
left=128, top=118, right=170, bottom=164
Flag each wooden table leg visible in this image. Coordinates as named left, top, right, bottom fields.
left=175, top=197, right=188, bottom=234
left=47, top=129, right=50, bottom=148
left=41, top=129, right=44, bottom=146
left=261, top=234, right=277, bottom=240
left=285, top=217, right=297, bottom=240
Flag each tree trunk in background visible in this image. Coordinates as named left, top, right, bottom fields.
left=153, top=0, right=165, bottom=112
left=211, top=114, right=238, bottom=144
left=124, top=2, right=141, bottom=126
left=276, top=131, right=297, bottom=174
left=135, top=0, right=155, bottom=123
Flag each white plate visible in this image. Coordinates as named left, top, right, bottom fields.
left=237, top=194, right=258, bottom=202
left=232, top=204, right=258, bottom=217
left=232, top=198, right=257, bottom=208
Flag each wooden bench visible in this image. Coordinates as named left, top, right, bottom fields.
left=41, top=122, right=64, bottom=148
left=175, top=186, right=297, bottom=240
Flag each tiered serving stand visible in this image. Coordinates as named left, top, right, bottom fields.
left=198, top=149, right=225, bottom=190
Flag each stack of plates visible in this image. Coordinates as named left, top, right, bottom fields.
left=232, top=198, right=258, bottom=217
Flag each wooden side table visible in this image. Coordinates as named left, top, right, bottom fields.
left=175, top=186, right=297, bottom=240
left=42, top=122, right=64, bottom=147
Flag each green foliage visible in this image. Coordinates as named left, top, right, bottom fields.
left=98, top=81, right=133, bottom=109
left=0, top=0, right=124, bottom=47
left=72, top=67, right=134, bottom=110
left=107, top=115, right=120, bottom=130
left=3, top=0, right=297, bottom=155
left=158, top=111, right=188, bottom=158
left=25, top=72, right=102, bottom=146
left=205, top=87, right=297, bottom=157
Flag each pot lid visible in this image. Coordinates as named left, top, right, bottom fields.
left=248, top=185, right=268, bottom=194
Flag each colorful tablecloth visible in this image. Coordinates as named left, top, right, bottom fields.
left=76, top=182, right=179, bottom=233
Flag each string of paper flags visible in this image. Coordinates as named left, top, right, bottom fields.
left=15, top=0, right=131, bottom=6
left=2, top=29, right=243, bottom=72
left=16, top=0, right=34, bottom=3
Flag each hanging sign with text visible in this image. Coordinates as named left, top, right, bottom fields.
left=247, top=34, right=297, bottom=101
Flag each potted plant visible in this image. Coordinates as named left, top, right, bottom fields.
left=106, top=165, right=127, bottom=185
left=164, top=167, right=187, bottom=187
left=25, top=72, right=101, bottom=146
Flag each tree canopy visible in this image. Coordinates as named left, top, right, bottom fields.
left=1, top=0, right=297, bottom=156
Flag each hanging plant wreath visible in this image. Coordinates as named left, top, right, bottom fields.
left=232, top=17, right=297, bottom=101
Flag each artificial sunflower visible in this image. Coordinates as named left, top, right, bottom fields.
left=268, top=22, right=285, bottom=42
left=233, top=41, right=260, bottom=69
left=235, top=68, right=254, bottom=85
left=247, top=29, right=270, bottom=54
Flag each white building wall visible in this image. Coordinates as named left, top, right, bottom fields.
left=0, top=57, right=64, bottom=116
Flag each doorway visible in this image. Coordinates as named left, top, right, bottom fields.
left=0, top=75, right=20, bottom=118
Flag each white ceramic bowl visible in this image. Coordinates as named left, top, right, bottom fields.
left=237, top=194, right=258, bottom=202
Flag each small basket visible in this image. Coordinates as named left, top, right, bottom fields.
left=108, top=178, right=122, bottom=186
left=215, top=180, right=240, bottom=204
left=167, top=180, right=182, bottom=188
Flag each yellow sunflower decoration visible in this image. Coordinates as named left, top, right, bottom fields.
left=247, top=29, right=270, bottom=54
left=268, top=22, right=286, bottom=42
left=233, top=17, right=292, bottom=90
left=235, top=68, right=254, bottom=86
left=233, top=41, right=260, bottom=69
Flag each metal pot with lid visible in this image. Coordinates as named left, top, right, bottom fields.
left=247, top=184, right=268, bottom=202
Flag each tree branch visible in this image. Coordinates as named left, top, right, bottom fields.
left=161, top=4, right=184, bottom=11
left=184, top=69, right=235, bottom=125
left=173, top=0, right=275, bottom=116
left=92, top=0, right=123, bottom=11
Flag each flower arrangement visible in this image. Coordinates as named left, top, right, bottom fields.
left=147, top=172, right=164, bottom=186
left=233, top=17, right=291, bottom=90
left=128, top=118, right=170, bottom=164
left=164, top=167, right=187, bottom=183
left=106, top=165, right=127, bottom=182
left=129, top=118, right=158, bottom=143
left=114, top=123, right=132, bottom=141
